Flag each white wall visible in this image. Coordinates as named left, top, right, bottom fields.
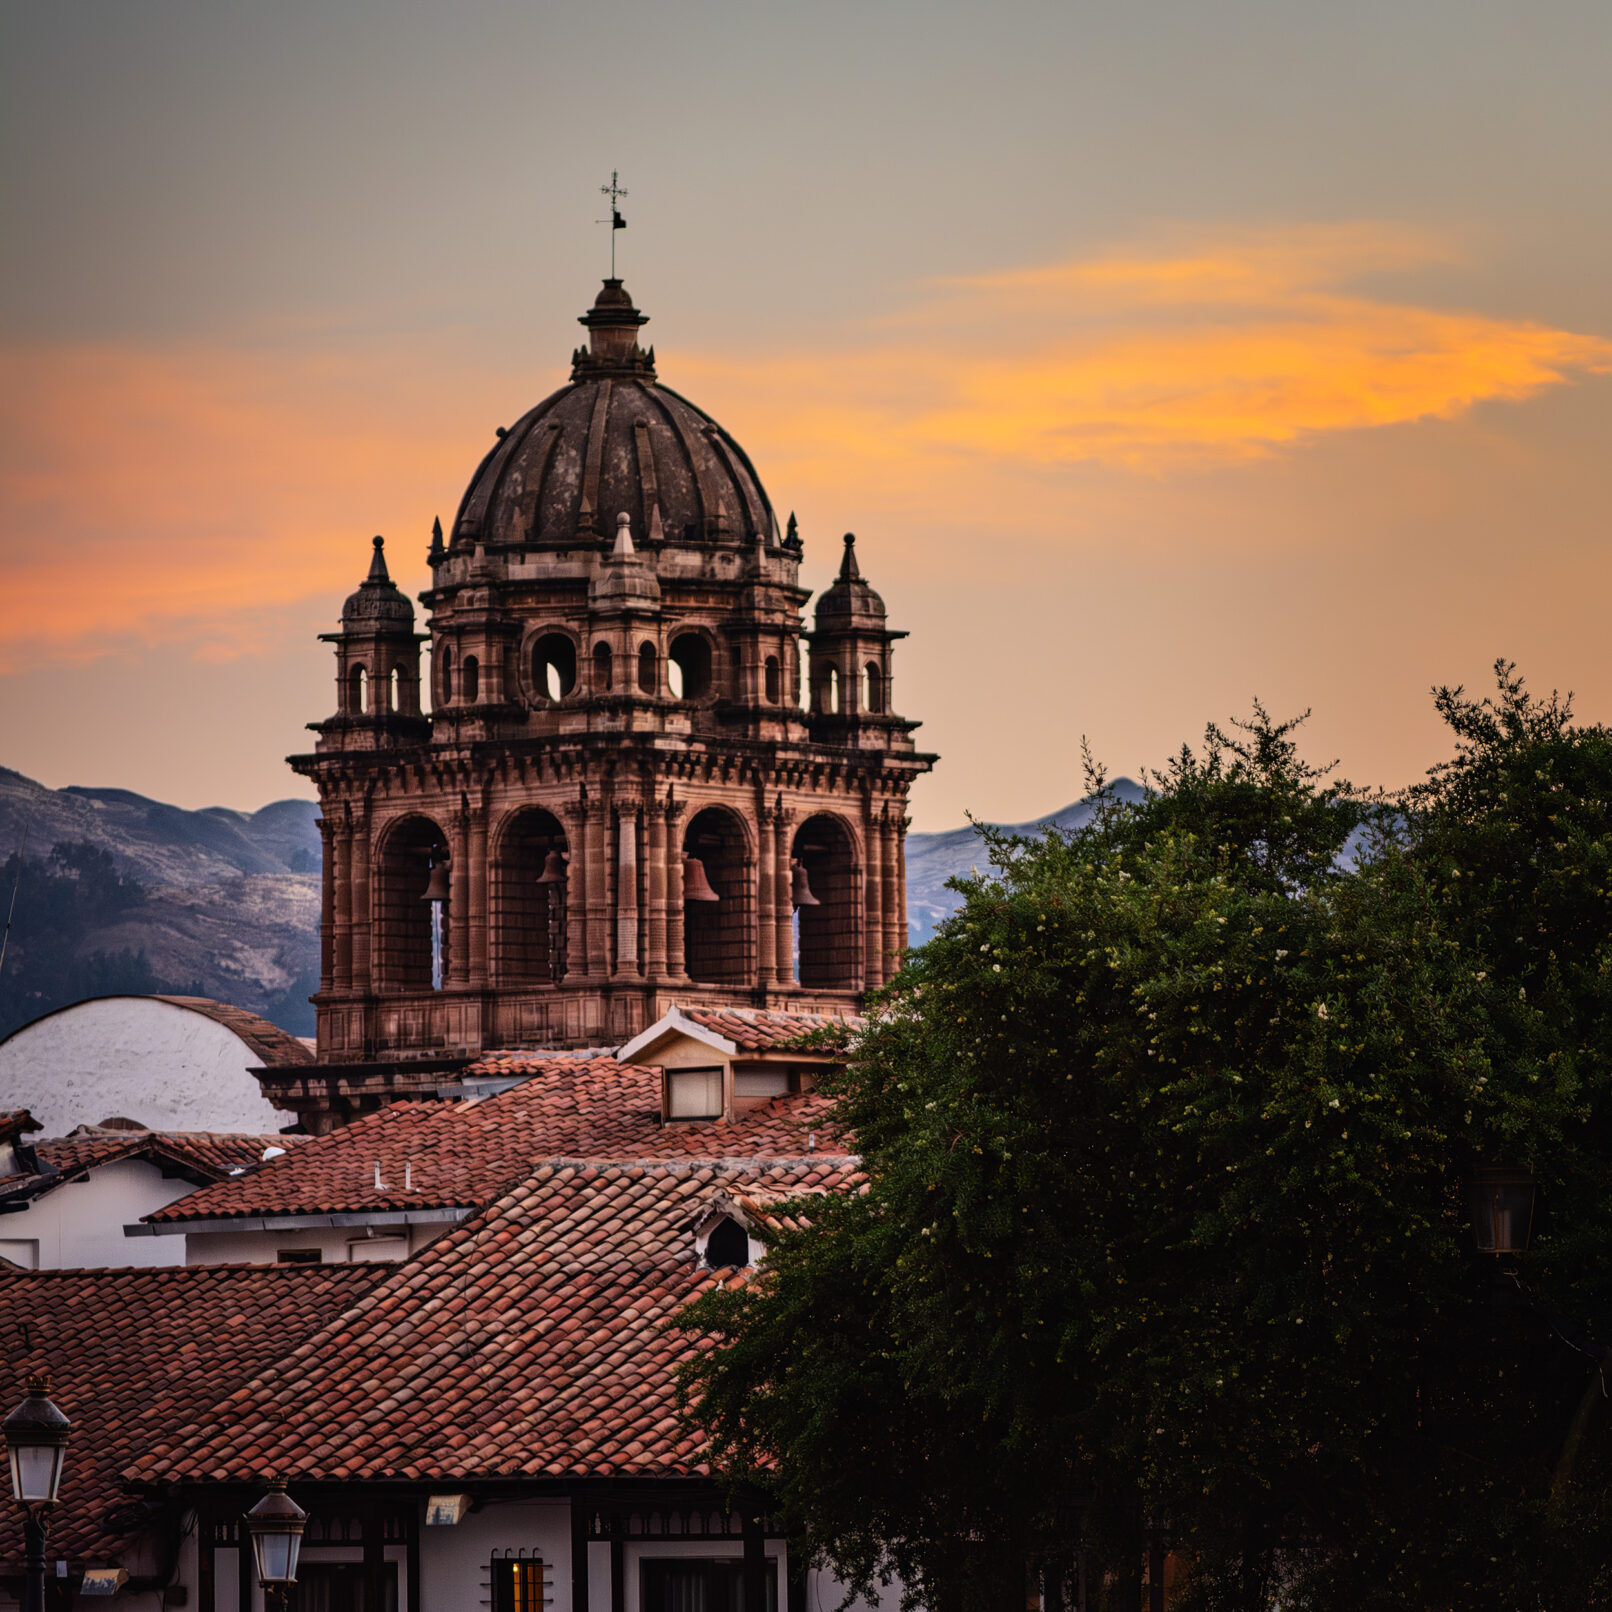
left=6, top=1157, right=197, bottom=1268
left=182, top=1220, right=445, bottom=1266
left=421, top=1497, right=571, bottom=1612
left=0, top=997, right=296, bottom=1135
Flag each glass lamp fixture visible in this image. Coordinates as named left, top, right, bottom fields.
left=3, top=1376, right=70, bottom=1505
left=1469, top=1166, right=1537, bottom=1255
left=245, top=1481, right=307, bottom=1588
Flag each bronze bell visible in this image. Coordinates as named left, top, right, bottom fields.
left=682, top=855, right=721, bottom=902
left=419, top=859, right=451, bottom=904
left=536, top=850, right=567, bottom=885
left=791, top=858, right=821, bottom=908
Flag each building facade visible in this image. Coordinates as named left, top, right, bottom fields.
left=288, top=280, right=933, bottom=1124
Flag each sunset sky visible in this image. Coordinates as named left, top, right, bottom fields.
left=3, top=1, right=1610, bottom=830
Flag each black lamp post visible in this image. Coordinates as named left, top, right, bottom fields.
left=4, top=1376, right=71, bottom=1612
left=244, top=1481, right=307, bottom=1608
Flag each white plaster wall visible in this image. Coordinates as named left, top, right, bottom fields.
left=182, top=1220, right=444, bottom=1266
left=7, top=1157, right=196, bottom=1268
left=0, top=997, right=296, bottom=1136
left=420, top=1497, right=570, bottom=1611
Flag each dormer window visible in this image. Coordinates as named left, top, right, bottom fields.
left=704, top=1216, right=751, bottom=1269
left=666, top=1067, right=723, bottom=1121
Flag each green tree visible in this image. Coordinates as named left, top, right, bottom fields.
left=680, top=703, right=1607, bottom=1610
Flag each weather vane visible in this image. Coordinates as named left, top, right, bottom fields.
left=597, top=171, right=627, bottom=278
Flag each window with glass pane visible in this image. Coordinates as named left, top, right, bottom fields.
left=492, top=1557, right=545, bottom=1612
left=667, top=1067, right=724, bottom=1120
left=642, top=1558, right=777, bottom=1612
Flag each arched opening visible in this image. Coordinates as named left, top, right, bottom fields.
left=638, top=641, right=659, bottom=695
left=592, top=641, right=613, bottom=692
left=828, top=666, right=840, bottom=714
left=704, top=1216, right=751, bottom=1268
left=440, top=644, right=454, bottom=705
left=349, top=665, right=368, bottom=716
left=375, top=815, right=451, bottom=991
left=764, top=656, right=781, bottom=704
left=533, top=634, right=577, bottom=703
left=864, top=661, right=884, bottom=714
left=461, top=654, right=480, bottom=705
left=668, top=633, right=712, bottom=701
left=493, top=808, right=569, bottom=985
left=388, top=666, right=401, bottom=714
left=683, top=806, right=752, bottom=986
left=792, top=814, right=859, bottom=990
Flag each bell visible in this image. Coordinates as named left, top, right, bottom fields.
left=419, top=860, right=451, bottom=904
left=536, top=850, right=567, bottom=885
left=791, top=858, right=820, bottom=908
left=682, top=855, right=721, bottom=902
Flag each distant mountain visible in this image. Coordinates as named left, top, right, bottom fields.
left=0, top=765, right=1147, bottom=1035
left=0, top=769, right=321, bottom=1036
left=904, top=778, right=1145, bottom=946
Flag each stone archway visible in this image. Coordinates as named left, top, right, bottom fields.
left=792, top=813, right=860, bottom=990
left=493, top=808, right=570, bottom=984
left=682, top=806, right=754, bottom=986
left=373, top=815, right=451, bottom=991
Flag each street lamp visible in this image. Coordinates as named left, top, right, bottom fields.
left=1469, top=1166, right=1536, bottom=1255
left=4, top=1376, right=71, bottom=1612
left=244, top=1481, right=307, bottom=1606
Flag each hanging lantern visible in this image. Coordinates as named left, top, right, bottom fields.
left=419, top=859, right=451, bottom=904
left=4, top=1376, right=71, bottom=1505
left=244, top=1481, right=308, bottom=1590
left=682, top=855, right=721, bottom=902
left=536, top=850, right=568, bottom=885
left=1469, top=1166, right=1536, bottom=1255
left=791, top=858, right=821, bottom=908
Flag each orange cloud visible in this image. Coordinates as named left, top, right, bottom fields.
left=678, top=225, right=1612, bottom=498
left=3, top=225, right=1608, bottom=665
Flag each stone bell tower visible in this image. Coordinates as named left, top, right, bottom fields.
left=283, top=280, right=935, bottom=1127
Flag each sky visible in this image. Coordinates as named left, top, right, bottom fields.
left=2, top=0, right=1609, bottom=831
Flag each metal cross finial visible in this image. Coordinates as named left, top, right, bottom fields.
left=597, top=170, right=628, bottom=277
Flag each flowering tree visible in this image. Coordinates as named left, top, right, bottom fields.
left=682, top=688, right=1612, bottom=1610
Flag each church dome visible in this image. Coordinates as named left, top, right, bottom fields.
left=449, top=281, right=778, bottom=553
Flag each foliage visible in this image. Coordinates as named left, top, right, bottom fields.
left=680, top=686, right=1612, bottom=1610
left=0, top=841, right=187, bottom=1038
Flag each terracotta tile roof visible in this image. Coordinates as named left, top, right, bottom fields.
left=0, top=1129, right=302, bottom=1201
left=672, top=1005, right=862, bottom=1052
left=151, top=996, right=316, bottom=1066
left=0, top=1264, right=385, bottom=1569
left=147, top=1061, right=849, bottom=1224
left=0, top=1109, right=41, bottom=1140
left=129, top=1158, right=860, bottom=1488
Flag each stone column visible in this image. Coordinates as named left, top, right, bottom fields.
left=332, top=806, right=353, bottom=992
left=563, top=802, right=587, bottom=981
left=349, top=804, right=372, bottom=992
left=317, top=816, right=334, bottom=993
left=863, top=801, right=884, bottom=991
left=756, top=804, right=777, bottom=986
left=615, top=803, right=640, bottom=975
left=772, top=801, right=795, bottom=988
left=585, top=797, right=610, bottom=977
left=882, top=808, right=903, bottom=981
left=665, top=798, right=688, bottom=982
left=646, top=795, right=668, bottom=981
left=448, top=806, right=470, bottom=987
left=468, top=801, right=489, bottom=987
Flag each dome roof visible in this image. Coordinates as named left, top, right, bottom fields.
left=342, top=537, right=415, bottom=628
left=449, top=281, right=777, bottom=553
left=814, top=533, right=887, bottom=625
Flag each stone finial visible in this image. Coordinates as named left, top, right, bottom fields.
left=429, top=516, right=445, bottom=563
left=838, top=532, right=860, bottom=582
left=368, top=536, right=390, bottom=583
left=613, top=511, right=636, bottom=559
